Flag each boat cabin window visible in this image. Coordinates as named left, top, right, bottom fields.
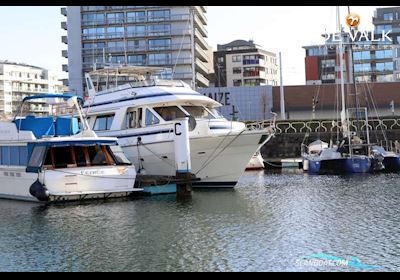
left=42, top=145, right=117, bottom=169
left=182, top=106, right=214, bottom=119
left=94, top=114, right=114, bottom=131
left=145, top=109, right=160, bottom=126
left=126, top=108, right=143, bottom=128
left=44, top=147, right=75, bottom=168
left=153, top=106, right=187, bottom=122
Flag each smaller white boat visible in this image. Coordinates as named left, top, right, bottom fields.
left=246, top=152, right=265, bottom=170
left=0, top=94, right=137, bottom=203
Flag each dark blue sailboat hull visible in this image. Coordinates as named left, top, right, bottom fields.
left=307, top=157, right=371, bottom=175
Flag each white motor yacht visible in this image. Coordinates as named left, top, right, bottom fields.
left=83, top=66, right=275, bottom=187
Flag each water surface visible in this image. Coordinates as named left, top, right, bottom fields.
left=1, top=170, right=399, bottom=271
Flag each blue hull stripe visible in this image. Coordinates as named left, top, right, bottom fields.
left=107, top=129, right=173, bottom=139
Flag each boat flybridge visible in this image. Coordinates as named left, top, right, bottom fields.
left=83, top=65, right=275, bottom=187
left=0, top=94, right=136, bottom=203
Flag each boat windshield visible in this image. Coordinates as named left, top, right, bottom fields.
left=206, top=107, right=225, bottom=119
left=153, top=106, right=187, bottom=121
left=182, top=106, right=215, bottom=120
left=109, top=145, right=132, bottom=165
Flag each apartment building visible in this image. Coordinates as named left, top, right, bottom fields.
left=304, top=7, right=400, bottom=85
left=213, top=40, right=279, bottom=87
left=0, top=61, right=64, bottom=117
left=61, top=6, right=211, bottom=96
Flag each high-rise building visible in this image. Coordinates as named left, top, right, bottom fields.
left=0, top=60, right=64, bottom=118
left=61, top=6, right=211, bottom=97
left=373, top=7, right=400, bottom=81
left=213, top=40, right=279, bottom=87
left=304, top=7, right=400, bottom=85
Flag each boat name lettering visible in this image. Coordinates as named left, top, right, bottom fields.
left=80, top=170, right=105, bottom=176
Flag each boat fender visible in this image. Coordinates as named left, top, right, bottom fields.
left=29, top=180, right=50, bottom=202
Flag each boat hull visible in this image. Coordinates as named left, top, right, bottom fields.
left=306, top=157, right=371, bottom=175
left=120, top=131, right=271, bottom=187
left=0, top=166, right=136, bottom=203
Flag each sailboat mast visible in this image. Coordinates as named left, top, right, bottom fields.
left=337, top=6, right=347, bottom=134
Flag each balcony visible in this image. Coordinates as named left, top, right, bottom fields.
left=61, top=36, right=68, bottom=44
left=195, top=58, right=209, bottom=76
left=194, top=28, right=209, bottom=49
left=193, top=6, right=207, bottom=25
left=61, top=21, right=67, bottom=30
left=195, top=43, right=208, bottom=62
left=62, top=64, right=68, bottom=72
left=81, top=14, right=191, bottom=27
left=61, top=7, right=67, bottom=16
left=172, top=72, right=193, bottom=80
left=62, top=50, right=68, bottom=58
left=196, top=72, right=209, bottom=88
left=193, top=13, right=208, bottom=37
left=12, top=88, right=50, bottom=93
left=81, top=28, right=191, bottom=41
left=81, top=43, right=191, bottom=56
left=243, top=59, right=263, bottom=66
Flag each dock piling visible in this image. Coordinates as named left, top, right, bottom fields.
left=174, top=117, right=192, bottom=198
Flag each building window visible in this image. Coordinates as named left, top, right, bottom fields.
left=375, top=49, right=393, bottom=59
left=106, top=26, right=124, bottom=38
left=148, top=53, right=171, bottom=65
left=233, top=79, right=242, bottom=86
left=354, top=63, right=371, bottom=73
left=127, top=11, right=146, bottom=22
left=126, top=25, right=145, bottom=36
left=307, top=47, right=328, bottom=56
left=128, top=54, right=146, bottom=65
left=376, top=24, right=392, bottom=33
left=243, top=55, right=262, bottom=65
left=232, top=67, right=241, bottom=74
left=383, top=13, right=394, bottom=21
left=217, top=57, right=224, bottom=63
left=243, top=67, right=261, bottom=77
left=353, top=51, right=371, bottom=61
left=232, top=55, right=241, bottom=62
left=106, top=12, right=124, bottom=24
left=148, top=9, right=171, bottom=21
left=148, top=39, right=171, bottom=50
left=82, top=13, right=105, bottom=24
left=321, top=59, right=335, bottom=68
left=376, top=61, right=394, bottom=72
left=148, top=24, right=171, bottom=36
left=127, top=40, right=146, bottom=51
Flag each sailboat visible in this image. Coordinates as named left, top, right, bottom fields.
left=302, top=7, right=377, bottom=175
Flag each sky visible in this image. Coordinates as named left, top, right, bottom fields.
left=0, top=6, right=389, bottom=85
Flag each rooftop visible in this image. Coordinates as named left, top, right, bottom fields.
left=0, top=60, right=45, bottom=70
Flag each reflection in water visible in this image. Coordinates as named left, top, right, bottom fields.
left=1, top=171, right=400, bottom=271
